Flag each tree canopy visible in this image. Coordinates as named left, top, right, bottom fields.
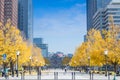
left=70, top=17, right=120, bottom=72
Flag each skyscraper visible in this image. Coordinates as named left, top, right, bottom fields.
left=0, top=0, right=18, bottom=27
left=87, top=0, right=112, bottom=31
left=86, top=0, right=97, bottom=31
left=18, top=0, right=33, bottom=43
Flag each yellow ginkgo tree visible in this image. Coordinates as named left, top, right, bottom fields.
left=62, top=56, right=71, bottom=66
left=70, top=29, right=105, bottom=67
left=0, top=20, right=32, bottom=76
left=31, top=45, right=45, bottom=67
left=0, top=19, right=45, bottom=76
left=70, top=16, right=120, bottom=73
left=102, top=16, right=120, bottom=72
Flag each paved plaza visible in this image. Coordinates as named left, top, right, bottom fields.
left=0, top=69, right=120, bottom=80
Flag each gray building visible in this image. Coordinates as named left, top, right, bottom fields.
left=87, top=0, right=113, bottom=31
left=18, top=0, right=33, bottom=43
left=33, top=38, right=43, bottom=44
left=33, top=38, right=48, bottom=58
left=92, top=0, right=120, bottom=30
left=67, top=54, right=73, bottom=58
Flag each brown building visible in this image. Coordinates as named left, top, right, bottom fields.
left=0, top=0, right=18, bottom=27
left=0, top=0, right=4, bottom=23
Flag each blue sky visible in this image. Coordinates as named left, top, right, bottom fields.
left=33, top=0, right=86, bottom=54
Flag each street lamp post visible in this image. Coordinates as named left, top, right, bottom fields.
left=88, top=57, right=91, bottom=80
left=104, top=50, right=108, bottom=76
left=16, top=51, right=20, bottom=77
left=29, top=56, right=32, bottom=75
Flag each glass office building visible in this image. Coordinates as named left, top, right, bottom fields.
left=18, top=0, right=33, bottom=43
left=87, top=0, right=97, bottom=31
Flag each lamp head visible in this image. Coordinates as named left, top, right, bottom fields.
left=36, top=59, right=38, bottom=62
left=104, top=50, right=108, bottom=55
left=16, top=51, right=20, bottom=56
left=88, top=56, right=90, bottom=60
left=29, top=56, right=32, bottom=59
left=74, top=61, right=76, bottom=63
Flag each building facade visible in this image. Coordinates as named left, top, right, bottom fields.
left=0, top=0, right=4, bottom=23
left=33, top=38, right=43, bottom=44
left=33, top=38, right=48, bottom=58
left=67, top=54, right=73, bottom=58
left=0, top=0, right=18, bottom=27
left=38, top=44, right=48, bottom=58
left=18, top=0, right=33, bottom=43
left=87, top=0, right=113, bottom=31
left=92, top=0, right=120, bottom=30
left=87, top=0, right=97, bottom=31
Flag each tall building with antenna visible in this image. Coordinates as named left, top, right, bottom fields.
left=18, top=0, right=33, bottom=43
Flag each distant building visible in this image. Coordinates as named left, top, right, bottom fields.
left=56, top=52, right=64, bottom=57
left=38, top=44, right=48, bottom=58
left=33, top=38, right=43, bottom=44
left=67, top=54, right=73, bottom=58
left=49, top=52, right=64, bottom=68
left=33, top=38, right=48, bottom=58
left=48, top=52, right=55, bottom=58
left=18, top=0, right=33, bottom=43
left=0, top=0, right=18, bottom=26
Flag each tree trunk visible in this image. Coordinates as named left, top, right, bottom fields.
left=114, top=64, right=117, bottom=73
left=10, top=61, right=14, bottom=77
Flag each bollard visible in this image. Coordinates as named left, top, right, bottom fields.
left=71, top=72, right=75, bottom=80
left=91, top=72, right=93, bottom=80
left=89, top=71, right=91, bottom=80
left=54, top=72, right=56, bottom=80
left=37, top=73, right=40, bottom=80
left=23, top=71, right=25, bottom=80
left=74, top=72, right=75, bottom=80
left=21, top=67, right=24, bottom=80
left=37, top=67, right=40, bottom=80
left=108, top=72, right=110, bottom=80
left=54, top=72, right=58, bottom=80
left=113, top=74, right=117, bottom=80
left=56, top=72, right=58, bottom=80
left=40, top=70, right=41, bottom=80
left=72, top=72, right=73, bottom=80
left=20, top=72, right=22, bottom=80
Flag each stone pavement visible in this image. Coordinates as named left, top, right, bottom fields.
left=0, top=69, right=120, bottom=80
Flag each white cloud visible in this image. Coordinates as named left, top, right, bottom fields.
left=33, top=3, right=86, bottom=53
left=75, top=3, right=86, bottom=7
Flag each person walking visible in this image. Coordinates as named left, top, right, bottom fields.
left=65, top=68, right=67, bottom=72
left=1, top=69, right=4, bottom=77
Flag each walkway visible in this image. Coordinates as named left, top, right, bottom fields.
left=0, top=69, right=119, bottom=80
